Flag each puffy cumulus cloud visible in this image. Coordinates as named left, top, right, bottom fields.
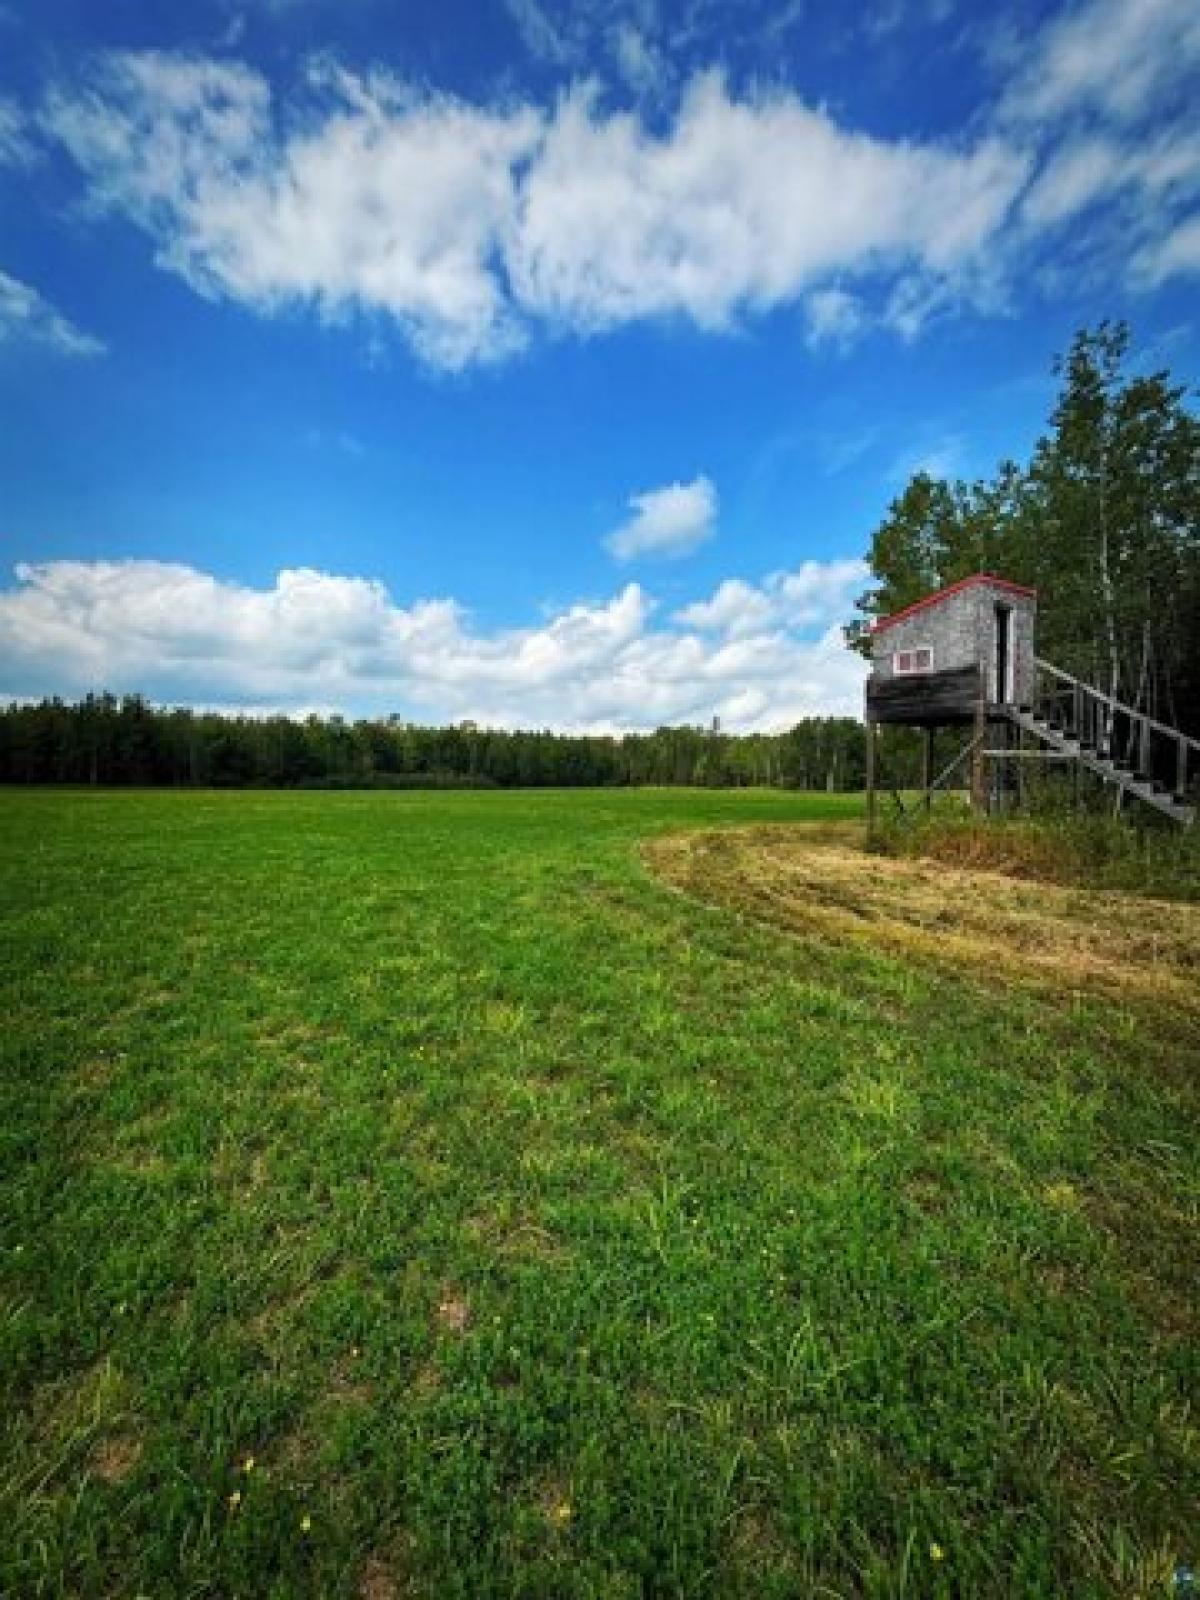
left=605, top=475, right=717, bottom=562
left=0, top=269, right=106, bottom=357
left=0, top=556, right=868, bottom=731
left=675, top=557, right=868, bottom=638
left=509, top=74, right=1025, bottom=333
left=34, top=3, right=1196, bottom=367
left=39, top=52, right=1030, bottom=369
left=43, top=53, right=540, bottom=369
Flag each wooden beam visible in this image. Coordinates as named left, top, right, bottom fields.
left=981, top=748, right=1076, bottom=759
left=970, top=698, right=987, bottom=814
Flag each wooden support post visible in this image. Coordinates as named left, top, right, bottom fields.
left=1016, top=716, right=1026, bottom=813
left=865, top=718, right=878, bottom=835
left=1177, top=735, right=1189, bottom=800
left=970, top=698, right=987, bottom=816
left=922, top=727, right=933, bottom=814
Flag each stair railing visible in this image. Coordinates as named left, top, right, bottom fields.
left=1033, top=657, right=1199, bottom=798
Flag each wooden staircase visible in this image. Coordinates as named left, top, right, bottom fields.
left=1002, top=658, right=1197, bottom=827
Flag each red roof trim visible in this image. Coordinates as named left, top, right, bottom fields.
left=871, top=572, right=1037, bottom=634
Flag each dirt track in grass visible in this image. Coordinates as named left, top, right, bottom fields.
left=644, top=823, right=1200, bottom=1024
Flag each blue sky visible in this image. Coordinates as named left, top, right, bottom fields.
left=0, top=0, right=1197, bottom=728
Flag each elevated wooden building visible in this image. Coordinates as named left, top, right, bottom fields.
left=864, top=573, right=1195, bottom=828
left=867, top=574, right=1036, bottom=728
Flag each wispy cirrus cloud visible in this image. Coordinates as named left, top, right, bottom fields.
left=1132, top=216, right=1200, bottom=288
left=0, top=555, right=868, bottom=730
left=1021, top=132, right=1200, bottom=229
left=0, top=269, right=105, bottom=358
left=999, top=0, right=1200, bottom=293
left=886, top=431, right=966, bottom=484
left=803, top=287, right=867, bottom=350
left=998, top=0, right=1200, bottom=127
left=0, top=95, right=34, bottom=166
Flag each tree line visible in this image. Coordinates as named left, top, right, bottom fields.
left=0, top=695, right=878, bottom=791
left=848, top=321, right=1200, bottom=738
left=8, top=322, right=1190, bottom=793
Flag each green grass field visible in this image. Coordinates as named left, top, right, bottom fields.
left=2, top=789, right=1197, bottom=1599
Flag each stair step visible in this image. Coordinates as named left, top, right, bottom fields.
left=1011, top=679, right=1195, bottom=825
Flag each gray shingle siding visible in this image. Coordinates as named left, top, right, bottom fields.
left=869, top=579, right=1036, bottom=705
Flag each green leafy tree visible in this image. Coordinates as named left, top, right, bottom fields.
left=850, top=322, right=1200, bottom=734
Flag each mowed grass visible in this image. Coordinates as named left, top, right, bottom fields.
left=1, top=789, right=1197, bottom=1600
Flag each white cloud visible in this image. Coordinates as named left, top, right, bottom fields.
left=1022, top=131, right=1200, bottom=228
left=887, top=432, right=965, bottom=483
left=504, top=0, right=575, bottom=64
left=1132, top=216, right=1200, bottom=287
left=23, top=1, right=1196, bottom=372
left=0, top=556, right=868, bottom=731
left=804, top=286, right=866, bottom=349
left=43, top=53, right=540, bottom=369
left=40, top=52, right=1030, bottom=369
left=504, top=0, right=666, bottom=80
left=605, top=475, right=718, bottom=562
left=609, top=22, right=662, bottom=94
left=0, top=96, right=34, bottom=166
left=509, top=74, right=1025, bottom=335
left=820, top=426, right=881, bottom=476
left=1000, top=0, right=1200, bottom=126
left=995, top=0, right=1200, bottom=293
left=0, top=269, right=106, bottom=357
left=676, top=557, right=868, bottom=637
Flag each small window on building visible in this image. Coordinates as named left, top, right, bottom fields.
left=894, top=646, right=933, bottom=674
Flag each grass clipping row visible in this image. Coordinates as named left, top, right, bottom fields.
left=645, top=823, right=1200, bottom=1023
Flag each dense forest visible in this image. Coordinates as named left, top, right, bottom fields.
left=848, top=322, right=1200, bottom=737
left=0, top=696, right=875, bottom=791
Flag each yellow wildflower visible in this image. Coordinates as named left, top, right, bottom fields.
left=930, top=1542, right=945, bottom=1562
left=227, top=1490, right=242, bottom=1511
left=300, top=1513, right=312, bottom=1534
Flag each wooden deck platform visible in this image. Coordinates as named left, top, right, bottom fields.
left=866, top=665, right=985, bottom=727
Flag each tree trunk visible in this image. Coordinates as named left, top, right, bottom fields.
left=1097, top=467, right=1121, bottom=755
